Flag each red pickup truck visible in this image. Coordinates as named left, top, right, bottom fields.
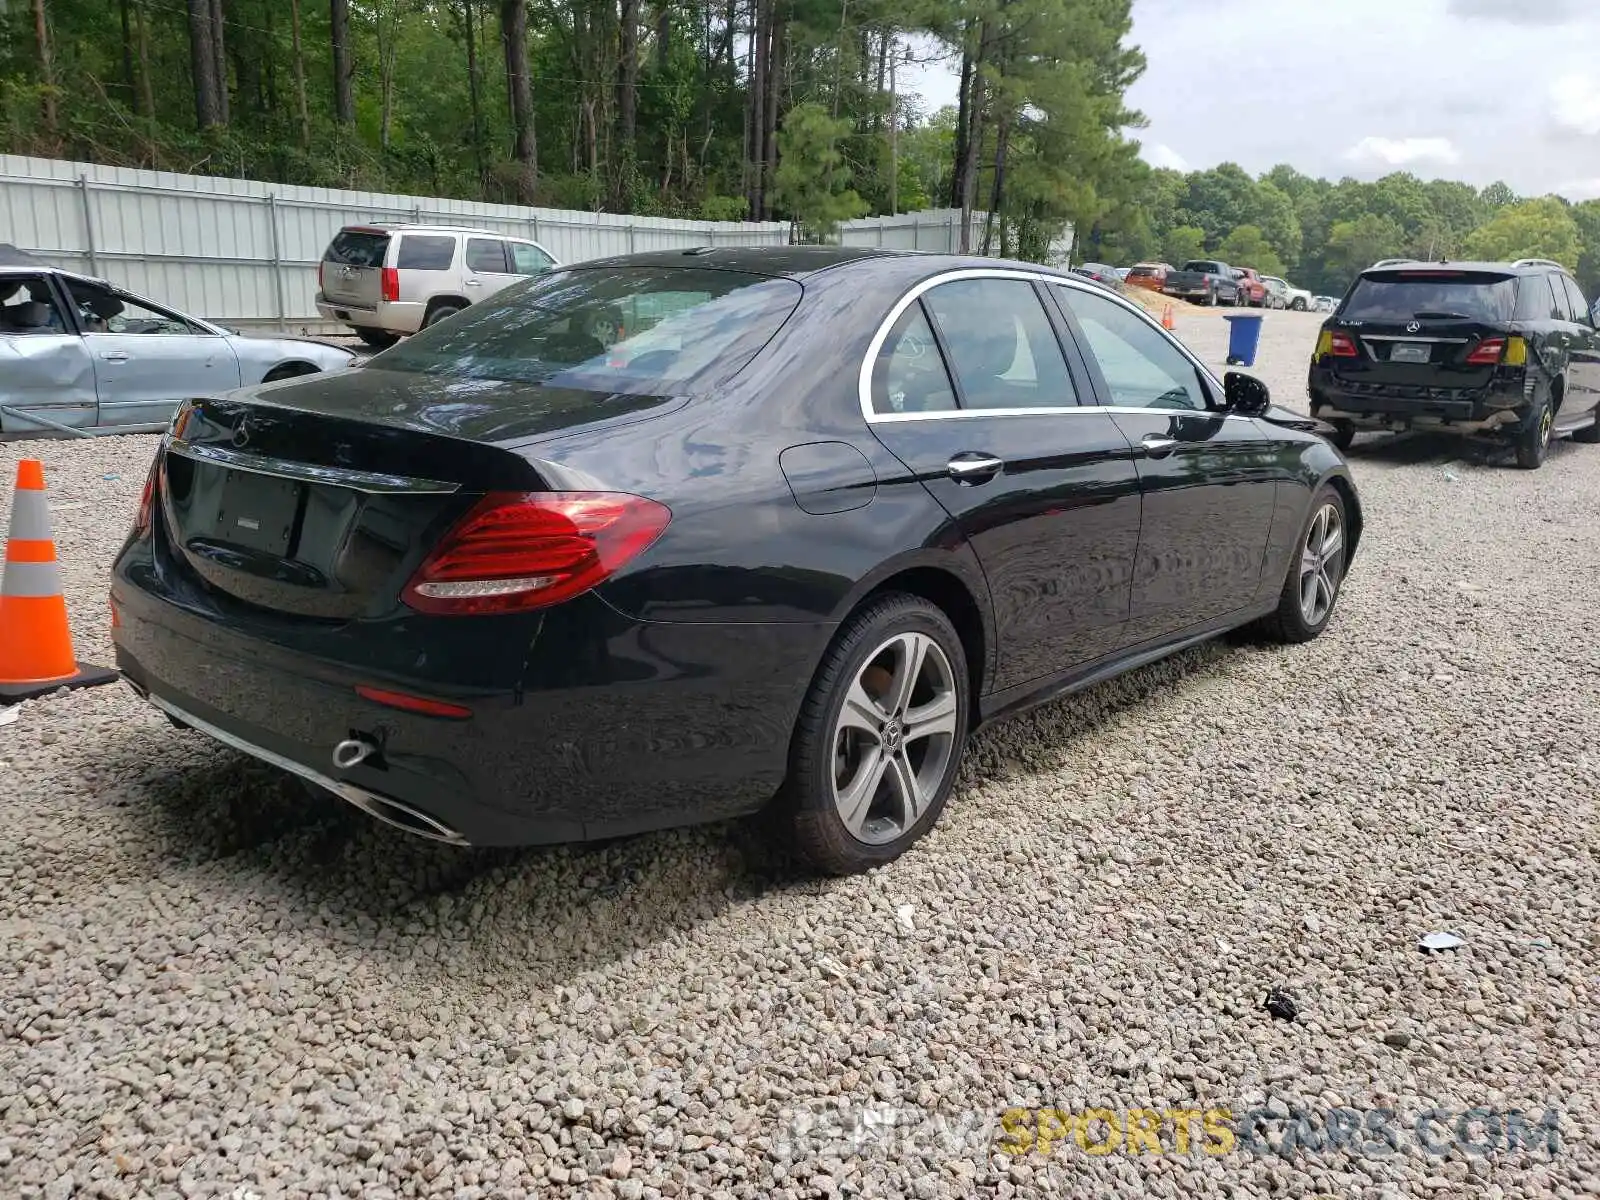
left=1232, top=268, right=1268, bottom=308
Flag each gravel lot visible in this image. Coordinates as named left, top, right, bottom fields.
left=3, top=309, right=1598, bottom=1199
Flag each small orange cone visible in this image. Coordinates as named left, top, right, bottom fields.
left=1161, top=303, right=1176, bottom=331
left=0, top=459, right=117, bottom=703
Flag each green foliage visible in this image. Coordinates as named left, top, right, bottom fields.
left=1218, top=225, right=1284, bottom=277
left=1324, top=213, right=1406, bottom=281
left=1462, top=198, right=1582, bottom=269
left=699, top=195, right=750, bottom=222
left=1164, top=225, right=1207, bottom=266
left=770, top=103, right=869, bottom=238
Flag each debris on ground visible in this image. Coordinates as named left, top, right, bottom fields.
left=1419, top=931, right=1466, bottom=952
left=1263, top=988, right=1299, bottom=1021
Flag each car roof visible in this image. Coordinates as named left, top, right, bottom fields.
left=336, top=223, right=543, bottom=238
left=558, top=246, right=1096, bottom=285
left=1361, top=260, right=1570, bottom=278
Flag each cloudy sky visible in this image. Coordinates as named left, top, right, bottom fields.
left=900, top=0, right=1600, bottom=199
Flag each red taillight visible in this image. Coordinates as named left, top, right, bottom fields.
left=133, top=457, right=159, bottom=539
left=402, top=492, right=672, bottom=615
left=381, top=267, right=400, bottom=302
left=1466, top=337, right=1505, bottom=366
left=355, top=685, right=473, bottom=720
left=1329, top=331, right=1359, bottom=358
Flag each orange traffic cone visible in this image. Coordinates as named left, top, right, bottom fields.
left=0, top=459, right=117, bottom=703
left=1161, top=304, right=1176, bottom=331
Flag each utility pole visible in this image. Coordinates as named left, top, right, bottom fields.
left=888, top=40, right=898, bottom=217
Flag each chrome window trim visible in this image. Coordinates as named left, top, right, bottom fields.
left=166, top=437, right=462, bottom=494
left=858, top=267, right=1248, bottom=425
left=1358, top=335, right=1470, bottom=344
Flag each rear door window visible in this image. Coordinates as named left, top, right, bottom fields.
left=0, top=274, right=70, bottom=334
left=921, top=278, right=1079, bottom=411
left=323, top=229, right=390, bottom=268
left=1054, top=284, right=1210, bottom=411
left=872, top=304, right=957, bottom=415
left=1341, top=272, right=1517, bottom=323
left=369, top=266, right=802, bottom=394
left=465, top=238, right=510, bottom=274
left=1562, top=275, right=1593, bottom=328
left=396, top=235, right=457, bottom=271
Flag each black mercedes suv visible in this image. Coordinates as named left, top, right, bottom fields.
left=1308, top=258, right=1600, bottom=468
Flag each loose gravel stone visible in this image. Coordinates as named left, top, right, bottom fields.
left=2, top=313, right=1598, bottom=1198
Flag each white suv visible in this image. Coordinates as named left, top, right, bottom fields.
left=315, top=224, right=559, bottom=348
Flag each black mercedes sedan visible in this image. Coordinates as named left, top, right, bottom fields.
left=111, top=247, right=1362, bottom=874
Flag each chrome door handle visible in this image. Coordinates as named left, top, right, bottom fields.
left=1141, top=434, right=1178, bottom=457
left=101, top=351, right=129, bottom=362
left=947, top=453, right=1004, bottom=483
left=464, top=279, right=482, bottom=288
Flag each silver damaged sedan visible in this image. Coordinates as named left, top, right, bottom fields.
left=1, top=252, right=358, bottom=437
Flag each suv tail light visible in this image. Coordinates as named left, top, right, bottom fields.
left=402, top=492, right=672, bottom=615
left=1466, top=336, right=1526, bottom=366
left=381, top=267, right=400, bottom=302
left=1316, top=331, right=1359, bottom=359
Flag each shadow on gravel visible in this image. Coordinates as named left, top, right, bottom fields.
left=92, top=628, right=1274, bottom=992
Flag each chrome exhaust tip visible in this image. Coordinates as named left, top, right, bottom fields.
left=332, top=737, right=378, bottom=770
left=341, top=790, right=469, bottom=846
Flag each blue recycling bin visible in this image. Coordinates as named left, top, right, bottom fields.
left=1223, top=313, right=1265, bottom=367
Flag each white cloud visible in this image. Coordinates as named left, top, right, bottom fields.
left=1142, top=143, right=1190, bottom=171
left=1549, top=74, right=1600, bottom=136
left=1554, top=179, right=1600, bottom=201
left=1343, top=136, right=1462, bottom=167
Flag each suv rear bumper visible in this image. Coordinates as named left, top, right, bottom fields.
left=1308, top=367, right=1530, bottom=436
left=314, top=295, right=426, bottom=336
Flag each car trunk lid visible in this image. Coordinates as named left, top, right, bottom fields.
left=321, top=227, right=391, bottom=309
left=156, top=373, right=684, bottom=621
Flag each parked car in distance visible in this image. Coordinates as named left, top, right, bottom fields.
left=112, top=247, right=1362, bottom=875
left=1233, top=268, right=1269, bottom=308
left=0, top=257, right=357, bottom=436
left=1312, top=295, right=1338, bottom=313
left=1125, top=262, right=1174, bottom=294
left=1163, top=260, right=1241, bottom=306
left=1263, top=276, right=1313, bottom=311
left=1114, top=267, right=1132, bottom=282
left=1308, top=258, right=1600, bottom=468
left=1071, top=262, right=1121, bottom=286
left=316, top=223, right=560, bottom=349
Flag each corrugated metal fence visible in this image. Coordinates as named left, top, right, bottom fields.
left=0, top=154, right=983, bottom=332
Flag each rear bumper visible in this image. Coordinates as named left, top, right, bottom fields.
left=1308, top=368, right=1530, bottom=436
left=314, top=296, right=424, bottom=336
left=110, top=553, right=828, bottom=848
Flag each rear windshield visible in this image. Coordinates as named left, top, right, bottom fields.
left=323, top=229, right=390, bottom=268
left=367, top=266, right=803, bottom=393
left=1341, top=271, right=1517, bottom=323
left=1183, top=262, right=1223, bottom=274
left=395, top=234, right=456, bottom=271
left=1128, top=266, right=1162, bottom=277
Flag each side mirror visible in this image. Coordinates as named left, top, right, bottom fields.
left=1224, top=371, right=1271, bottom=415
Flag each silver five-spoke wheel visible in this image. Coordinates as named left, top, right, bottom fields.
left=1299, top=501, right=1344, bottom=626
left=831, top=632, right=959, bottom=845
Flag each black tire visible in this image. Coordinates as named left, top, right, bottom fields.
left=1515, top=383, right=1554, bottom=470
left=1572, top=407, right=1600, bottom=444
left=1207, top=291, right=1219, bottom=307
left=424, top=302, right=466, bottom=328
left=1326, top=421, right=1356, bottom=452
left=1291, top=298, right=1307, bottom=312
left=262, top=362, right=318, bottom=383
left=354, top=326, right=399, bottom=350
left=1254, top=484, right=1349, bottom=645
left=784, top=593, right=971, bottom=875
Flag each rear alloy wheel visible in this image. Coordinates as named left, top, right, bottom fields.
left=1291, top=298, right=1307, bottom=312
left=424, top=302, right=465, bottom=328
left=1255, top=485, right=1348, bottom=644
left=786, top=594, right=969, bottom=875
left=1515, top=385, right=1554, bottom=470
